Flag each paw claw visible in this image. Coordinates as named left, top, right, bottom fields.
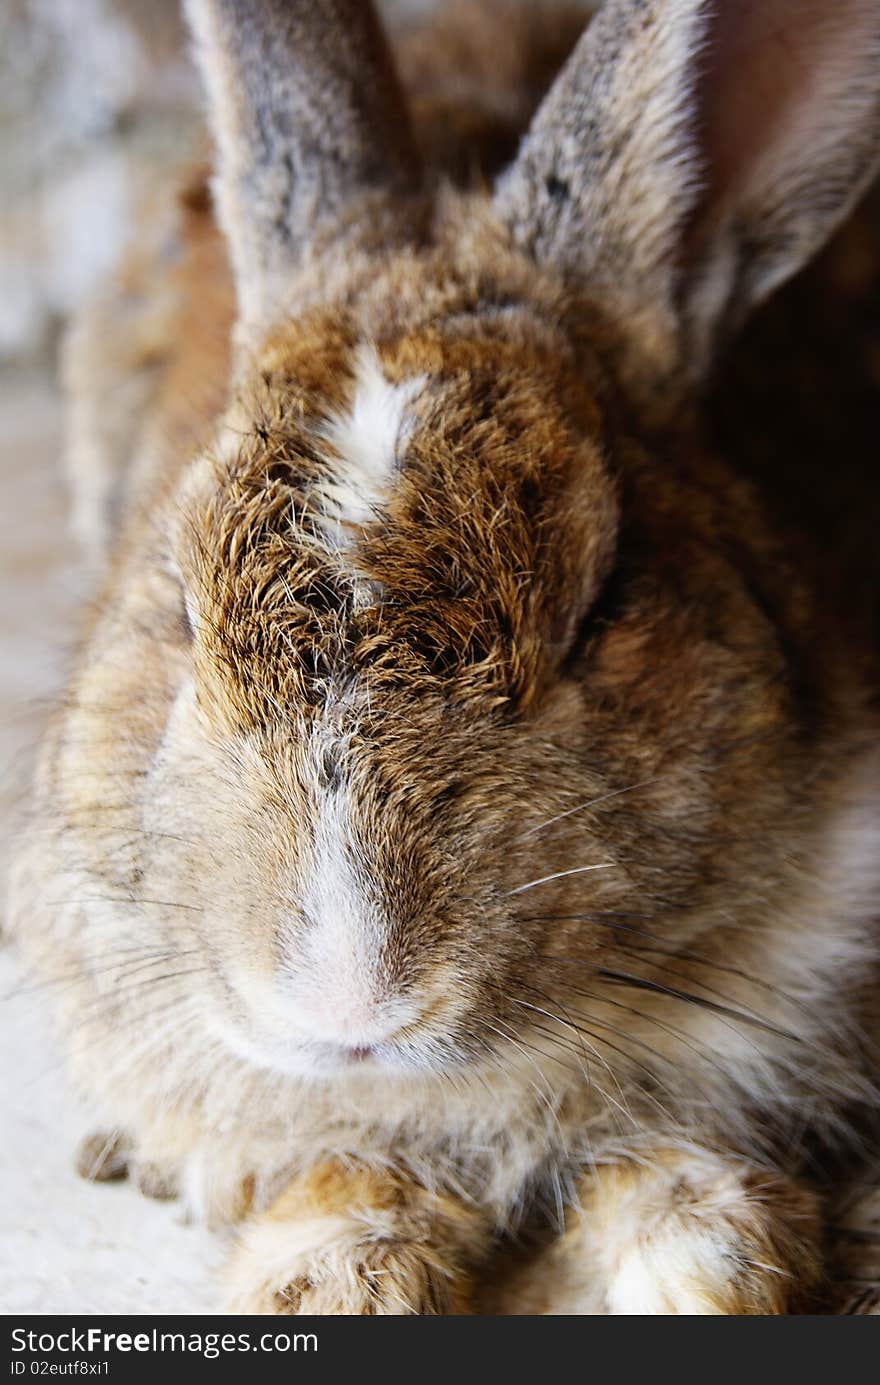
left=133, top=1160, right=180, bottom=1201
left=75, top=1131, right=130, bottom=1183
left=74, top=1132, right=182, bottom=1204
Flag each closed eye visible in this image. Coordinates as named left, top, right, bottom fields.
left=179, top=591, right=196, bottom=645
left=160, top=553, right=197, bottom=647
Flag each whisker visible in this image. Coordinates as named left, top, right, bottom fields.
left=512, top=996, right=596, bottom=1087
left=511, top=997, right=636, bottom=1119
left=534, top=968, right=737, bottom=1080
left=485, top=1011, right=638, bottom=1135
left=20, top=993, right=208, bottom=1091
left=44, top=896, right=204, bottom=913
left=597, top=968, right=801, bottom=1044
left=513, top=983, right=691, bottom=1124
left=521, top=778, right=659, bottom=839
left=478, top=1017, right=566, bottom=1133
left=524, top=1013, right=682, bottom=1132
left=507, top=863, right=618, bottom=897
left=74, top=966, right=209, bottom=1019
left=527, top=912, right=813, bottom=1017
left=1, top=948, right=198, bottom=1002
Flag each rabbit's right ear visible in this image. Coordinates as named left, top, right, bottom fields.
left=183, top=0, right=422, bottom=332
left=495, top=0, right=880, bottom=401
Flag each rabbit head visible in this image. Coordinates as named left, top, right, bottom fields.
left=21, top=0, right=880, bottom=1099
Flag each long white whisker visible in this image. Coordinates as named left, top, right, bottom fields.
left=522, top=779, right=658, bottom=839
left=507, top=863, right=617, bottom=897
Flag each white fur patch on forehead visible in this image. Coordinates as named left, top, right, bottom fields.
left=312, top=343, right=426, bottom=548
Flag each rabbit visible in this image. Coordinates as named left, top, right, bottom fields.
left=8, top=0, right=880, bottom=1315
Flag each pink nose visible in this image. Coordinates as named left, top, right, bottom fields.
left=294, top=991, right=416, bottom=1048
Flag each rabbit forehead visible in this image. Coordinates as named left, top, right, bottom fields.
left=182, top=312, right=613, bottom=729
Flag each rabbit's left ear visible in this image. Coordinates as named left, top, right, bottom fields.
left=495, top=0, right=880, bottom=395
left=184, top=1, right=422, bottom=333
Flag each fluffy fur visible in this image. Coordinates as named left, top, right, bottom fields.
left=8, top=0, right=880, bottom=1314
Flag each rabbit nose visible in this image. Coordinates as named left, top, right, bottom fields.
left=294, top=989, right=418, bottom=1048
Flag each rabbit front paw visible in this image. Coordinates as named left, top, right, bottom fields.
left=229, top=1239, right=469, bottom=1316
left=537, top=1148, right=822, bottom=1314
left=76, top=1129, right=181, bottom=1201
left=75, top=1129, right=255, bottom=1226
left=225, top=1161, right=485, bottom=1315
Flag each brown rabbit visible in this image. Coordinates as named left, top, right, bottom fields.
left=9, top=0, right=880, bottom=1314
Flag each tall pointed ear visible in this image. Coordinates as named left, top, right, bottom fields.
left=495, top=0, right=880, bottom=398
left=183, top=0, right=422, bottom=331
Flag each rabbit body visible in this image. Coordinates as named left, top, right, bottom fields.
left=9, top=0, right=880, bottom=1313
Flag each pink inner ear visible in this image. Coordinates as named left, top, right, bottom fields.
left=701, top=0, right=873, bottom=207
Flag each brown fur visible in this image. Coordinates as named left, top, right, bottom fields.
left=8, top=0, right=880, bottom=1314
left=227, top=1160, right=484, bottom=1313
left=489, top=1150, right=824, bottom=1314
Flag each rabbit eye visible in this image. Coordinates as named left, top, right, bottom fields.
left=170, top=570, right=197, bottom=646
left=160, top=556, right=197, bottom=647
left=179, top=596, right=195, bottom=645
left=178, top=588, right=198, bottom=646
